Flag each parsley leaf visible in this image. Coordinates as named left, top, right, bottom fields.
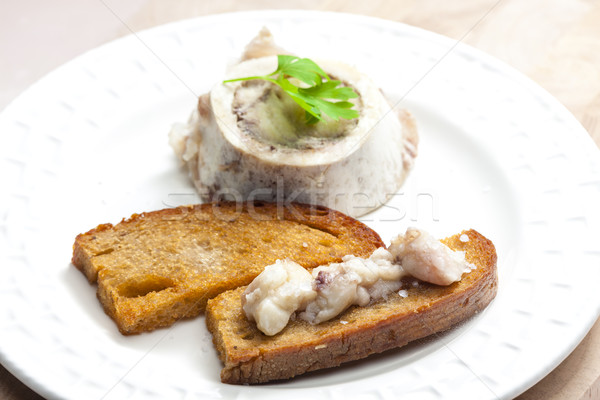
left=273, top=55, right=328, bottom=86
left=223, top=55, right=359, bottom=124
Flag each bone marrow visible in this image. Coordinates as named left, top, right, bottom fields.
left=169, top=29, right=418, bottom=217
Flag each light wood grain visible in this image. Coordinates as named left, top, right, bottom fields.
left=518, top=320, right=600, bottom=399
left=1, top=1, right=599, bottom=399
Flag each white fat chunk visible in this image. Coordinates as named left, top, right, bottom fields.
left=242, top=259, right=316, bottom=336
left=389, top=228, right=470, bottom=286
left=244, top=229, right=473, bottom=335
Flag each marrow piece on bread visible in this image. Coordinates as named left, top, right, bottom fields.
left=205, top=229, right=497, bottom=384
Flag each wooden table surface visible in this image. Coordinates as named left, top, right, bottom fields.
left=1, top=1, right=599, bottom=399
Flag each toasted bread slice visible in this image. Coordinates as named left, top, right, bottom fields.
left=205, top=229, right=497, bottom=384
left=71, top=202, right=384, bottom=334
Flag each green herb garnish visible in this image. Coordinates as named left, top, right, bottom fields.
left=223, top=55, right=359, bottom=125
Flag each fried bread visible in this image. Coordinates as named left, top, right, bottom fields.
left=71, top=202, right=384, bottom=334
left=205, top=229, right=497, bottom=384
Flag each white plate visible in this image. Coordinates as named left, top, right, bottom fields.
left=1, top=10, right=599, bottom=400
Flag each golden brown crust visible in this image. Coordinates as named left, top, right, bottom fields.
left=71, top=201, right=384, bottom=334
left=205, top=229, right=498, bottom=384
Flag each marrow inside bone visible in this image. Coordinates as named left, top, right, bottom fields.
left=168, top=29, right=419, bottom=217
left=232, top=80, right=360, bottom=149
